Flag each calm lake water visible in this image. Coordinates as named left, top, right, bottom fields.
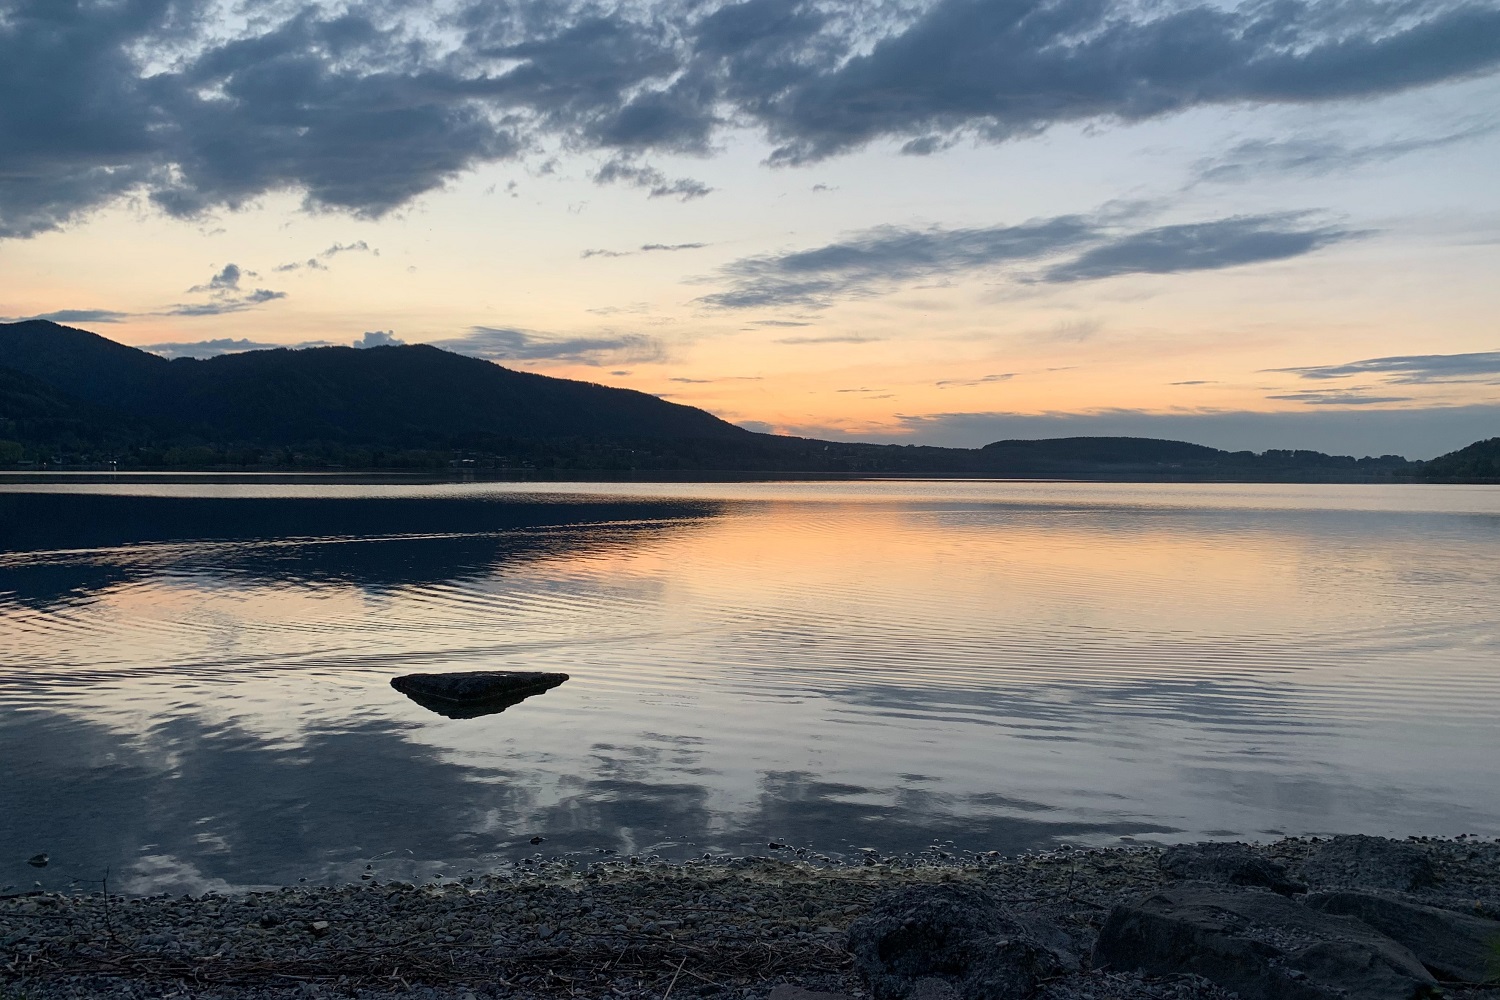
left=2, top=478, right=1498, bottom=895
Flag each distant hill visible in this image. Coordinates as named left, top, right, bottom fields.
left=1422, top=437, right=1500, bottom=480
left=0, top=320, right=1423, bottom=479
left=0, top=320, right=749, bottom=448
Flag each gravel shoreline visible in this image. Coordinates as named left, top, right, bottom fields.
left=4, top=837, right=1498, bottom=1000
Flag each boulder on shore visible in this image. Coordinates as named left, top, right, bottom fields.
left=1298, top=836, right=1438, bottom=893
left=390, top=670, right=569, bottom=719
left=1160, top=843, right=1307, bottom=896
left=1305, top=890, right=1500, bottom=984
left=846, top=883, right=1067, bottom=1000
left=1093, top=882, right=1438, bottom=1000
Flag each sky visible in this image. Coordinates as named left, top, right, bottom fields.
left=2, top=0, right=1499, bottom=458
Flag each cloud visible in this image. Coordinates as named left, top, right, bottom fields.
left=139, top=337, right=331, bottom=359
left=161, top=290, right=288, bottom=317
left=275, top=241, right=375, bottom=272
left=1269, top=350, right=1500, bottom=385
left=8, top=308, right=130, bottom=324
left=1192, top=121, right=1500, bottom=184
left=353, top=330, right=404, bottom=348
left=187, top=264, right=247, bottom=294
left=583, top=241, right=707, bottom=260
left=170, top=264, right=287, bottom=315
left=937, top=372, right=1017, bottom=388
left=6, top=0, right=1498, bottom=237
left=698, top=210, right=1353, bottom=309
left=1039, top=215, right=1359, bottom=282
left=1264, top=389, right=1415, bottom=406
left=699, top=215, right=1099, bottom=309
left=593, top=158, right=713, bottom=200
left=641, top=242, right=708, bottom=252
left=429, top=326, right=668, bottom=366
left=776, top=333, right=878, bottom=343
left=868, top=405, right=1500, bottom=459
left=1170, top=380, right=1215, bottom=386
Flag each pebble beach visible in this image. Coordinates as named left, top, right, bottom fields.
left=4, top=836, right=1498, bottom=1000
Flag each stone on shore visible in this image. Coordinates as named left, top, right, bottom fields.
left=1299, top=836, right=1438, bottom=893
left=1305, top=890, right=1500, bottom=983
left=390, top=670, right=569, bottom=719
left=1160, top=843, right=1307, bottom=896
left=846, top=883, right=1066, bottom=1000
left=1093, top=882, right=1438, bottom=1000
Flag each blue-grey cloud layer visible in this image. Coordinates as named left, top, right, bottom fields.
left=430, top=327, right=667, bottom=365
left=699, top=212, right=1356, bottom=308
left=1271, top=351, right=1500, bottom=384
left=4, top=0, right=1500, bottom=236
left=878, top=405, right=1500, bottom=459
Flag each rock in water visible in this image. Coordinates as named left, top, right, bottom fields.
left=1305, top=891, right=1500, bottom=984
left=390, top=671, right=569, bottom=719
left=846, top=883, right=1066, bottom=1000
left=1094, top=883, right=1438, bottom=1000
left=1299, top=836, right=1438, bottom=893
left=1161, top=843, right=1307, bottom=896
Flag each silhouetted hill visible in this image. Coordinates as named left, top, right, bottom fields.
left=0, top=320, right=1421, bottom=479
left=1422, top=437, right=1500, bottom=480
left=0, top=321, right=749, bottom=449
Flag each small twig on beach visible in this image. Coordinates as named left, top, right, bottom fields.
left=662, top=955, right=687, bottom=1000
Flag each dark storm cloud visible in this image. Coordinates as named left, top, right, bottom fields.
left=698, top=211, right=1353, bottom=308
left=4, top=0, right=1500, bottom=237
left=1270, top=350, right=1500, bottom=384
left=429, top=326, right=668, bottom=365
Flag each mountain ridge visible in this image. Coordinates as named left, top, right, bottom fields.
left=0, top=320, right=1467, bottom=479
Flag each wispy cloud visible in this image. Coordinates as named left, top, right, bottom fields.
left=936, top=373, right=1017, bottom=388
left=776, top=333, right=880, bottom=344
left=1039, top=216, right=1358, bottom=283
left=1269, top=351, right=1500, bottom=384
left=429, top=326, right=668, bottom=366
left=1264, top=388, right=1414, bottom=406
left=8, top=308, right=130, bottom=324
left=275, top=240, right=377, bottom=272
left=169, top=263, right=288, bottom=316
left=582, top=241, right=709, bottom=260
left=139, top=337, right=332, bottom=359
left=698, top=211, right=1357, bottom=310
left=1192, top=121, right=1500, bottom=185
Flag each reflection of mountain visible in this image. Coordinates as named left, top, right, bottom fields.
left=0, top=492, right=723, bottom=608
left=0, top=708, right=1175, bottom=896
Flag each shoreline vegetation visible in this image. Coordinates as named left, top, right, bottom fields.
left=3, top=836, right=1497, bottom=1000
left=3, top=321, right=1496, bottom=483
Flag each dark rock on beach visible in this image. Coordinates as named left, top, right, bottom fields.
left=390, top=670, right=568, bottom=719
left=847, top=883, right=1066, bottom=1000
left=1299, top=835, right=1439, bottom=893
left=1093, top=882, right=1438, bottom=1000
left=1160, top=843, right=1307, bottom=896
left=1305, top=891, right=1500, bottom=983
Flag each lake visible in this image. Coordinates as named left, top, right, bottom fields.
left=2, top=478, right=1498, bottom=895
